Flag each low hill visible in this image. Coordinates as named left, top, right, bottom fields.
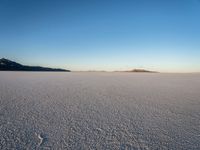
left=126, top=69, right=158, bottom=73
left=115, top=69, right=158, bottom=73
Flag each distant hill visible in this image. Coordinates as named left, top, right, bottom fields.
left=0, top=58, right=70, bottom=72
left=115, top=69, right=158, bottom=73
left=125, top=69, right=158, bottom=73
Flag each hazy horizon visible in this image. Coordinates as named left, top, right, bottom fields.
left=1, top=0, right=200, bottom=72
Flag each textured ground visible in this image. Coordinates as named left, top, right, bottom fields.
left=0, top=72, right=200, bottom=149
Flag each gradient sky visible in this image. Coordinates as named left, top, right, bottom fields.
left=0, top=0, right=200, bottom=72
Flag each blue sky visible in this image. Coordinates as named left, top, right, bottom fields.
left=0, top=0, right=200, bottom=72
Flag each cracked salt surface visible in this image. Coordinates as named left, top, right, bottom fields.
left=0, top=72, right=200, bottom=149
left=35, top=133, right=46, bottom=147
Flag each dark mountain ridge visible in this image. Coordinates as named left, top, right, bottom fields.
left=0, top=58, right=70, bottom=72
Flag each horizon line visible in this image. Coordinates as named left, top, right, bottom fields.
left=1, top=57, right=199, bottom=73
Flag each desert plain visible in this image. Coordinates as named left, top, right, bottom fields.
left=0, top=72, right=199, bottom=149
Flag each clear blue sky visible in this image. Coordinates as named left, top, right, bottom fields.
left=0, top=0, right=200, bottom=72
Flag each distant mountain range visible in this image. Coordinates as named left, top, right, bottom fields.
left=0, top=58, right=157, bottom=73
left=0, top=58, right=70, bottom=72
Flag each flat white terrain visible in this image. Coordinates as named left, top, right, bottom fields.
left=0, top=72, right=199, bottom=149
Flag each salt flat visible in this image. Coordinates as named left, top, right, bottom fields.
left=0, top=72, right=199, bottom=149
